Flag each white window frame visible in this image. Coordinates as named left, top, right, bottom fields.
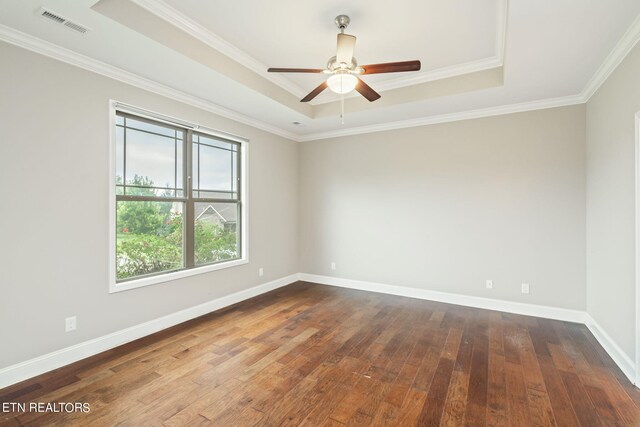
left=636, top=110, right=640, bottom=386
left=108, top=101, right=249, bottom=293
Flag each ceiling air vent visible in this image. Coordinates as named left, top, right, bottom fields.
left=63, top=21, right=88, bottom=34
left=37, top=8, right=89, bottom=34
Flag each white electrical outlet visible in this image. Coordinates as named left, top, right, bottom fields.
left=486, top=280, right=493, bottom=289
left=65, top=316, right=77, bottom=332
left=521, top=283, right=530, bottom=294
left=331, top=262, right=336, bottom=270
left=258, top=267, right=264, bottom=277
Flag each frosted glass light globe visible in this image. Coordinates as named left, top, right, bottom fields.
left=327, top=73, right=358, bottom=94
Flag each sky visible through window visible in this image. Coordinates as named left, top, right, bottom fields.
left=116, top=118, right=236, bottom=194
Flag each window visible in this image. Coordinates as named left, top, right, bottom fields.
left=111, top=109, right=246, bottom=290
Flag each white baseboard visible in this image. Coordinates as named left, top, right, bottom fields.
left=298, top=273, right=586, bottom=323
left=0, top=274, right=298, bottom=389
left=2, top=272, right=636, bottom=390
left=299, top=273, right=636, bottom=385
left=584, top=315, right=636, bottom=383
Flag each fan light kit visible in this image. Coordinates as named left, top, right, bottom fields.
left=327, top=73, right=358, bottom=94
left=268, top=15, right=421, bottom=122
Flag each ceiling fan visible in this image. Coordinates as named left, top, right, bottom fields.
left=268, top=15, right=421, bottom=103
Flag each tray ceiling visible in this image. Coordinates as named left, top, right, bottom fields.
left=161, top=0, right=501, bottom=101
left=0, top=0, right=639, bottom=139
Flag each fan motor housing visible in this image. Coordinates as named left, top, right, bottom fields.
left=327, top=55, right=357, bottom=71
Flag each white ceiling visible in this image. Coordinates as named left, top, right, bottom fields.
left=0, top=0, right=639, bottom=140
left=162, top=0, right=499, bottom=92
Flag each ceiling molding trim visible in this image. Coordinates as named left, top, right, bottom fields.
left=0, top=24, right=299, bottom=141
left=309, top=56, right=502, bottom=105
left=131, top=0, right=309, bottom=99
left=495, top=0, right=509, bottom=64
left=297, top=95, right=585, bottom=142
left=581, top=13, right=640, bottom=101
left=310, top=0, right=508, bottom=106
left=3, top=7, right=639, bottom=144
left=131, top=0, right=508, bottom=102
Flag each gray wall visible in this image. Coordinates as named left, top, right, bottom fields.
left=4, top=36, right=638, bottom=373
left=0, top=42, right=299, bottom=368
left=586, top=43, right=640, bottom=362
left=299, top=106, right=587, bottom=310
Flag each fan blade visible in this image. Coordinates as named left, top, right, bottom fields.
left=361, top=60, right=421, bottom=74
left=355, top=77, right=381, bottom=102
left=301, top=81, right=328, bottom=102
left=267, top=68, right=324, bottom=73
left=336, top=33, right=356, bottom=66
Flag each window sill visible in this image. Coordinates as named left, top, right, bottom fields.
left=109, top=258, right=248, bottom=293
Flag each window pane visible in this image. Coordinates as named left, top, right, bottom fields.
left=195, top=190, right=237, bottom=200
left=125, top=117, right=177, bottom=137
left=125, top=128, right=177, bottom=194
left=198, top=134, right=234, bottom=151
left=115, top=126, right=124, bottom=185
left=116, top=115, right=125, bottom=126
left=194, top=202, right=239, bottom=265
left=232, top=150, right=238, bottom=193
left=116, top=201, right=183, bottom=281
left=198, top=143, right=233, bottom=192
left=176, top=140, right=183, bottom=191
left=192, top=141, right=199, bottom=194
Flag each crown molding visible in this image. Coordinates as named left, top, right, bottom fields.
left=1, top=7, right=638, bottom=143
left=0, top=24, right=299, bottom=141
left=1, top=20, right=573, bottom=144
left=131, top=0, right=309, bottom=100
left=495, top=0, right=508, bottom=65
left=581, top=13, right=640, bottom=101
left=298, top=8, right=639, bottom=141
left=297, top=94, right=585, bottom=141
left=0, top=21, right=600, bottom=144
left=132, top=0, right=508, bottom=104
left=316, top=0, right=509, bottom=101
left=309, top=55, right=503, bottom=106
left=374, top=56, right=503, bottom=92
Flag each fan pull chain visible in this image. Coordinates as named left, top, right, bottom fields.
left=340, top=93, right=345, bottom=125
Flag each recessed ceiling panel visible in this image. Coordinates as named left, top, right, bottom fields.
left=163, top=0, right=499, bottom=89
left=1, top=0, right=639, bottom=139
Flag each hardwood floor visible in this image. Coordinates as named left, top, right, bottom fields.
left=1, top=281, right=639, bottom=426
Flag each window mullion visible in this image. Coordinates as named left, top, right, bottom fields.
left=236, top=143, right=242, bottom=258
left=123, top=115, right=127, bottom=194
left=185, top=130, right=195, bottom=268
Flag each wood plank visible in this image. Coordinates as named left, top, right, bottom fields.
left=560, top=370, right=603, bottom=427
left=505, top=361, right=532, bottom=427
left=440, top=370, right=471, bottom=426
left=463, top=333, right=489, bottom=427
left=537, top=355, right=581, bottom=427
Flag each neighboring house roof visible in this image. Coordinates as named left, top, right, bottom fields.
left=195, top=203, right=237, bottom=223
